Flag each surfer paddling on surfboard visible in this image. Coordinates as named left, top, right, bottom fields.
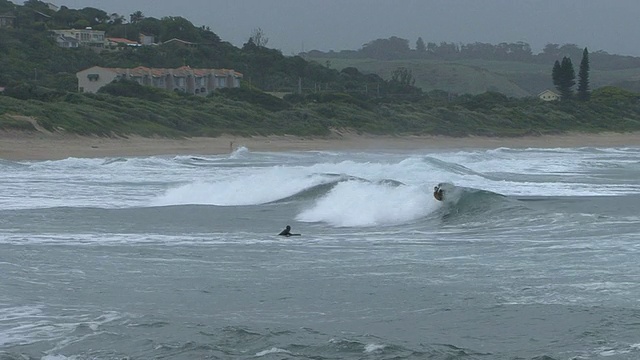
left=279, top=225, right=301, bottom=237
left=433, top=184, right=445, bottom=201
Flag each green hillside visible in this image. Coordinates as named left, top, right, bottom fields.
left=2, top=1, right=640, bottom=139
left=309, top=57, right=640, bottom=98
left=315, top=58, right=532, bottom=97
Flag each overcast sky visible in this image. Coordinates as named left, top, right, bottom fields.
left=26, top=0, right=640, bottom=56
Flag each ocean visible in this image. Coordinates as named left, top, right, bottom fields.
left=1, top=145, right=639, bottom=360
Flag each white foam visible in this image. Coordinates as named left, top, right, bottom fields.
left=230, top=146, right=250, bottom=158
left=41, top=355, right=74, bottom=360
left=3, top=147, right=640, bottom=211
left=364, top=343, right=386, bottom=353
left=255, top=347, right=291, bottom=356
left=151, top=169, right=337, bottom=206
left=297, top=181, right=436, bottom=227
left=0, top=305, right=123, bottom=348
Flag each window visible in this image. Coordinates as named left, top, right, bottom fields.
left=87, top=74, right=99, bottom=81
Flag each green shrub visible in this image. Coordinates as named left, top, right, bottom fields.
left=217, top=86, right=290, bottom=112
left=4, top=83, right=65, bottom=102
left=98, top=79, right=173, bottom=102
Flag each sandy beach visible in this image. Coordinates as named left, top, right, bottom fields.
left=1, top=130, right=640, bottom=160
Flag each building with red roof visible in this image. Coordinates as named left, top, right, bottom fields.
left=106, top=37, right=141, bottom=48
left=76, top=66, right=243, bottom=95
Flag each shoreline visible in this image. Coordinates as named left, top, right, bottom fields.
left=1, top=131, right=640, bottom=161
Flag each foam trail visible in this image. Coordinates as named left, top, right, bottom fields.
left=297, top=181, right=437, bottom=227
left=151, top=168, right=336, bottom=206
left=229, top=146, right=249, bottom=159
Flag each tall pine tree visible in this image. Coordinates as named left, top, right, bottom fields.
left=416, top=37, right=426, bottom=53
left=552, top=60, right=562, bottom=93
left=552, top=56, right=575, bottom=100
left=577, top=47, right=590, bottom=101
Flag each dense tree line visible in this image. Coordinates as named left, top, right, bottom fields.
left=304, top=36, right=640, bottom=71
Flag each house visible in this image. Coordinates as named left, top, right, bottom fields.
left=76, top=66, right=243, bottom=95
left=52, top=28, right=105, bottom=48
left=106, top=37, right=140, bottom=48
left=54, top=34, right=80, bottom=48
left=161, top=38, right=197, bottom=48
left=139, top=33, right=155, bottom=46
left=538, top=89, right=560, bottom=101
left=33, top=10, right=51, bottom=20
left=0, top=12, right=16, bottom=28
left=45, top=2, right=59, bottom=11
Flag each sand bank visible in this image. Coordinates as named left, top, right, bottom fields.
left=1, top=131, right=639, bottom=161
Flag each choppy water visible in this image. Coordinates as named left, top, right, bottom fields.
left=1, top=146, right=639, bottom=359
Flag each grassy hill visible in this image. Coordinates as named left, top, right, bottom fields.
left=310, top=57, right=640, bottom=98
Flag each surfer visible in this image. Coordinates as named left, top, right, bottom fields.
left=433, top=184, right=444, bottom=201
left=279, top=225, right=300, bottom=237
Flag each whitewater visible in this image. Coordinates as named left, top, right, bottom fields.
left=1, top=146, right=639, bottom=359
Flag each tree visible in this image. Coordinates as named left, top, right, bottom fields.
left=361, top=36, right=410, bottom=59
left=79, top=7, right=109, bottom=25
left=390, top=66, right=415, bottom=86
left=23, top=0, right=50, bottom=13
left=109, top=13, right=125, bottom=25
left=130, top=10, right=144, bottom=24
left=560, top=56, right=576, bottom=99
left=416, top=37, right=426, bottom=53
left=552, top=56, right=575, bottom=100
left=160, top=16, right=199, bottom=42
left=577, top=47, right=590, bottom=101
left=552, top=59, right=562, bottom=92
left=388, top=66, right=421, bottom=95
left=249, top=27, right=268, bottom=48
left=0, top=0, right=14, bottom=13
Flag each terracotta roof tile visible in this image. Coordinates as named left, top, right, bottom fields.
left=92, top=66, right=242, bottom=79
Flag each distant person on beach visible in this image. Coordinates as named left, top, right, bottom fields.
left=278, top=225, right=300, bottom=236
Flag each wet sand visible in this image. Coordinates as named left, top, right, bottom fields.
left=1, top=131, right=639, bottom=160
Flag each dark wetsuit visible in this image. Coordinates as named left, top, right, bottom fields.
left=434, top=186, right=444, bottom=201
left=279, top=226, right=292, bottom=236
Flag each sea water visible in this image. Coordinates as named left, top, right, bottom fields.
left=1, top=146, right=639, bottom=359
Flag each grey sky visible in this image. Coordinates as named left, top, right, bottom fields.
left=31, top=0, right=640, bottom=56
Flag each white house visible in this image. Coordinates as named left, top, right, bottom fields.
left=538, top=89, right=560, bottom=101
left=139, top=33, right=155, bottom=45
left=76, top=66, right=243, bottom=95
left=0, top=12, right=15, bottom=28
left=52, top=28, right=105, bottom=48
left=54, top=34, right=80, bottom=48
left=45, top=2, right=59, bottom=11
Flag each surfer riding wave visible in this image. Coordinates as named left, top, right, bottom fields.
left=433, top=184, right=445, bottom=201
